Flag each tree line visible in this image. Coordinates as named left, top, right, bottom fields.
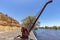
left=39, top=26, right=60, bottom=30
left=21, top=16, right=60, bottom=30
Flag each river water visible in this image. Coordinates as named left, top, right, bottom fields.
left=34, top=29, right=60, bottom=40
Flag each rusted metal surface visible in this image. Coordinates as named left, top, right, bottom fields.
left=29, top=0, right=52, bottom=32
left=20, top=0, right=53, bottom=40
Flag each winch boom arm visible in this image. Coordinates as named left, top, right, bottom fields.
left=29, top=0, right=53, bottom=32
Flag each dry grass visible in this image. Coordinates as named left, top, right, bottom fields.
left=0, top=25, right=21, bottom=32
left=0, top=13, right=22, bottom=33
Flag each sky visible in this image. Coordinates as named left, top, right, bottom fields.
left=0, top=0, right=60, bottom=27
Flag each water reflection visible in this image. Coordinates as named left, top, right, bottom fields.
left=34, top=29, right=60, bottom=40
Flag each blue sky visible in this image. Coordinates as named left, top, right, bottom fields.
left=0, top=0, right=60, bottom=26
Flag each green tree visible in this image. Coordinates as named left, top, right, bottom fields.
left=52, top=26, right=57, bottom=30
left=21, top=16, right=40, bottom=30
left=45, top=26, right=48, bottom=29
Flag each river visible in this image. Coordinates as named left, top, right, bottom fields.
left=34, top=29, right=60, bottom=40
